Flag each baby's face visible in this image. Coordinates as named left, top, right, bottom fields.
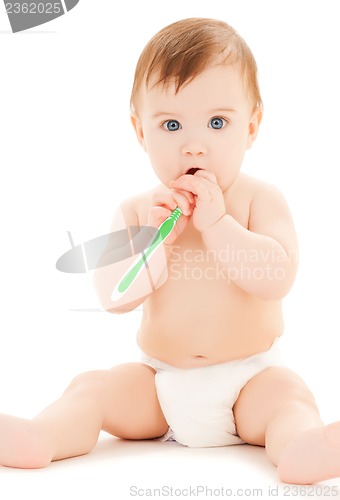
left=132, top=64, right=261, bottom=191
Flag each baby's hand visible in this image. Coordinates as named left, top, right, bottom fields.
left=148, top=188, right=194, bottom=245
left=169, top=170, right=225, bottom=232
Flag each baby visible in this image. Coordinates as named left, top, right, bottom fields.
left=1, top=18, right=340, bottom=485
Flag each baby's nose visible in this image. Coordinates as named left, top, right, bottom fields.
left=181, top=140, right=207, bottom=156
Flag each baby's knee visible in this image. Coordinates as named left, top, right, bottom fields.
left=65, top=369, right=107, bottom=396
left=268, top=367, right=317, bottom=408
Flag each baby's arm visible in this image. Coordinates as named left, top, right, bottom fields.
left=202, top=184, right=298, bottom=300
left=93, top=200, right=154, bottom=313
left=94, top=189, right=192, bottom=313
left=170, top=171, right=298, bottom=301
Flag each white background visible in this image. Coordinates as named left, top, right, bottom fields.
left=1, top=0, right=340, bottom=498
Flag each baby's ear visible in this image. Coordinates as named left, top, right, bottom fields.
left=246, top=108, right=263, bottom=149
left=130, top=113, right=147, bottom=151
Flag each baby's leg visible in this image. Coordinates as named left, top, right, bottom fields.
left=233, top=367, right=340, bottom=484
left=0, top=363, right=168, bottom=469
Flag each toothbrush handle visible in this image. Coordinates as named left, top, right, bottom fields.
left=112, top=207, right=182, bottom=298
left=117, top=232, right=162, bottom=293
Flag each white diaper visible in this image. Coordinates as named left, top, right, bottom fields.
left=143, top=339, right=284, bottom=448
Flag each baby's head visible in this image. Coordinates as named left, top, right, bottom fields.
left=130, top=17, right=263, bottom=117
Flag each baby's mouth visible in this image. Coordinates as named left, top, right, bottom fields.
left=186, top=167, right=201, bottom=176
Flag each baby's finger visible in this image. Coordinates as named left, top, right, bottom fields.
left=169, top=176, right=211, bottom=201
left=149, top=205, right=171, bottom=220
left=151, top=191, right=177, bottom=211
left=170, top=190, right=193, bottom=216
left=151, top=190, right=191, bottom=216
left=148, top=206, right=173, bottom=229
left=173, top=188, right=195, bottom=205
left=194, top=169, right=218, bottom=185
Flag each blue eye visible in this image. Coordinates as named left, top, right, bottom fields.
left=209, top=117, right=227, bottom=129
left=162, top=120, right=181, bottom=131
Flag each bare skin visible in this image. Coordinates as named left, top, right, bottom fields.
left=0, top=364, right=168, bottom=468
left=1, top=64, right=340, bottom=485
left=133, top=174, right=287, bottom=367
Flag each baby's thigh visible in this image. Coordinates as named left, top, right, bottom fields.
left=98, top=362, right=168, bottom=439
left=233, top=366, right=317, bottom=445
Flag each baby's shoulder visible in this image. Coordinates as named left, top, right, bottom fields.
left=233, top=174, right=287, bottom=213
left=236, top=174, right=294, bottom=236
left=119, top=186, right=160, bottom=225
left=236, top=173, right=282, bottom=198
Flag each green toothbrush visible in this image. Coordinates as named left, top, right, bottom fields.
left=111, top=207, right=182, bottom=301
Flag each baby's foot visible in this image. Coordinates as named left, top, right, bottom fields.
left=0, top=414, right=52, bottom=468
left=277, top=422, right=340, bottom=484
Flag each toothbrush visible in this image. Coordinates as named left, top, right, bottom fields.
left=111, top=207, right=182, bottom=301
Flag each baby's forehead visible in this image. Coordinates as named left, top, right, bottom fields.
left=148, top=54, right=240, bottom=87
left=138, top=64, right=253, bottom=115
left=145, top=63, right=242, bottom=94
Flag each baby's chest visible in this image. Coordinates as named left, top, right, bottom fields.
left=166, top=231, right=230, bottom=290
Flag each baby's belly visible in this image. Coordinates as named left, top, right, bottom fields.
left=137, top=279, right=284, bottom=368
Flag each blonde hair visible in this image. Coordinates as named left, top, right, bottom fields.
left=130, top=18, right=263, bottom=114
